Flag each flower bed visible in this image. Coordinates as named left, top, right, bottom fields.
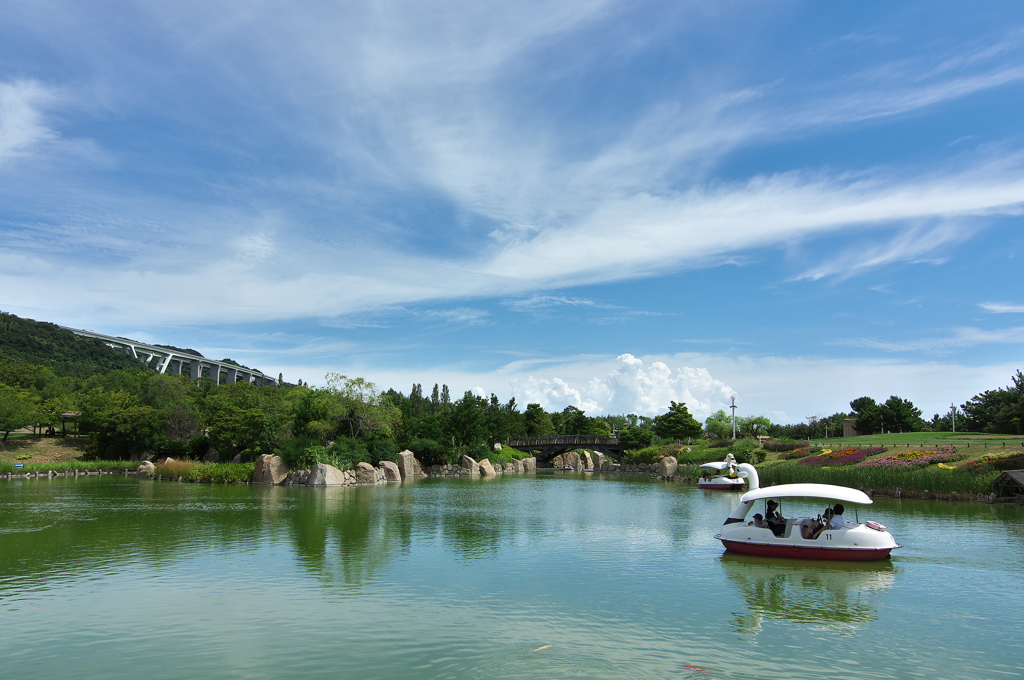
left=960, top=452, right=1024, bottom=474
left=798, top=447, right=883, bottom=466
left=858, top=446, right=964, bottom=470
left=780, top=448, right=812, bottom=460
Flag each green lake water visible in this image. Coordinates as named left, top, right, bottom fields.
left=1, top=473, right=1022, bottom=679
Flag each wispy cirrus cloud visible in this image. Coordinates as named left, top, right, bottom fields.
left=980, top=302, right=1024, bottom=313
left=792, top=220, right=973, bottom=282
left=504, top=294, right=622, bottom=313
left=0, top=79, right=59, bottom=165
left=3, top=3, right=1024, bottom=327
left=831, top=326, right=1024, bottom=354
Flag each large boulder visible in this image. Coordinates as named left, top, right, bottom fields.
left=397, top=450, right=425, bottom=478
left=582, top=451, right=594, bottom=470
left=136, top=460, right=155, bottom=477
left=306, top=463, right=347, bottom=486
left=379, top=460, right=402, bottom=482
left=593, top=452, right=605, bottom=470
left=511, top=458, right=523, bottom=473
left=656, top=456, right=679, bottom=478
left=254, top=454, right=290, bottom=484
left=202, top=448, right=220, bottom=463
left=522, top=457, right=536, bottom=472
left=461, top=455, right=480, bottom=476
left=564, top=451, right=581, bottom=470
left=478, top=459, right=496, bottom=476
left=354, top=461, right=379, bottom=484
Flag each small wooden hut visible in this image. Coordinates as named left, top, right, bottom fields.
left=990, top=470, right=1024, bottom=498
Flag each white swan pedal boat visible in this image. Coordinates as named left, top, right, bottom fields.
left=698, top=453, right=746, bottom=491
left=714, top=463, right=900, bottom=561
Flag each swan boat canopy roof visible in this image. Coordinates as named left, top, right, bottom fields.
left=700, top=461, right=734, bottom=470
left=740, top=483, right=873, bottom=506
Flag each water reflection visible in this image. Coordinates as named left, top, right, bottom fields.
left=0, top=478, right=268, bottom=594
left=720, top=553, right=897, bottom=636
left=281, top=485, right=412, bottom=590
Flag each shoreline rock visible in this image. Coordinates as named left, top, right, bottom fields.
left=254, top=454, right=290, bottom=484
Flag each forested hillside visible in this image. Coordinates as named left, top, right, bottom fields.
left=0, top=311, right=143, bottom=377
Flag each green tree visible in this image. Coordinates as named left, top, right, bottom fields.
left=82, top=400, right=166, bottom=459
left=654, top=401, right=703, bottom=440
left=38, top=393, right=78, bottom=435
left=292, top=386, right=343, bottom=444
left=961, top=370, right=1024, bottom=433
left=743, top=415, right=772, bottom=439
left=0, top=386, right=36, bottom=442
left=444, top=391, right=487, bottom=449
left=523, top=403, right=555, bottom=436
left=107, top=406, right=166, bottom=458
left=559, top=405, right=590, bottom=435
left=618, top=425, right=655, bottom=451
left=704, top=409, right=733, bottom=439
left=207, top=405, right=272, bottom=460
left=879, top=395, right=923, bottom=433
left=324, top=373, right=401, bottom=441
left=484, top=394, right=522, bottom=444
left=850, top=396, right=881, bottom=434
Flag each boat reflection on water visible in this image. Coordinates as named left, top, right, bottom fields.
left=719, top=553, right=897, bottom=636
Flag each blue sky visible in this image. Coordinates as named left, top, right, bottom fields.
left=2, top=1, right=1023, bottom=424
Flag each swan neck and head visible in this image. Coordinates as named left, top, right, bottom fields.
left=737, top=463, right=759, bottom=491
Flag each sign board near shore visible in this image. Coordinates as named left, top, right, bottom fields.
left=14, top=464, right=24, bottom=469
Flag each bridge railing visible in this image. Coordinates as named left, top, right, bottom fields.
left=507, top=435, right=620, bottom=447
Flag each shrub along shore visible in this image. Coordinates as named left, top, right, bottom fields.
left=3, top=432, right=1022, bottom=499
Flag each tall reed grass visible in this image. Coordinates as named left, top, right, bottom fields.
left=152, top=460, right=254, bottom=483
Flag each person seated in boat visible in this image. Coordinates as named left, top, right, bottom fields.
left=802, top=508, right=837, bottom=540
left=765, top=500, right=786, bottom=536
left=747, top=513, right=767, bottom=528
left=701, top=470, right=712, bottom=481
left=829, top=503, right=847, bottom=529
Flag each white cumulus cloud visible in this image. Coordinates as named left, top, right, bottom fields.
left=510, top=353, right=734, bottom=418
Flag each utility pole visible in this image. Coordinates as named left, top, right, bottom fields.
left=951, top=403, right=956, bottom=433
left=730, top=396, right=737, bottom=440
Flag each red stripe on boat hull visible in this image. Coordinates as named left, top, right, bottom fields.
left=720, top=539, right=892, bottom=561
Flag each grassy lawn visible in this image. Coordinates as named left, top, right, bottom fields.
left=0, top=435, right=90, bottom=465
